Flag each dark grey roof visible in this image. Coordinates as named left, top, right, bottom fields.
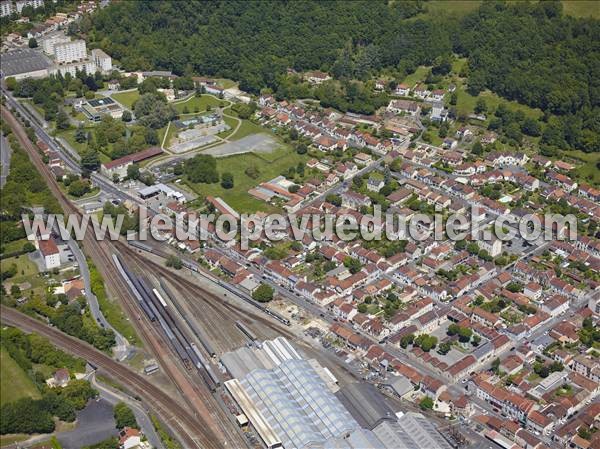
left=1, top=49, right=52, bottom=77
left=336, top=382, right=395, bottom=430
left=373, top=412, right=454, bottom=449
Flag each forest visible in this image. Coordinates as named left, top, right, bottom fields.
left=87, top=0, right=600, bottom=153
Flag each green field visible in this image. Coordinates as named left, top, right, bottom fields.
left=1, top=238, right=30, bottom=255
left=56, top=129, right=111, bottom=163
left=186, top=147, right=307, bottom=213
left=562, top=150, right=600, bottom=185
left=215, top=78, right=237, bottom=89
left=172, top=95, right=226, bottom=114
left=1, top=347, right=40, bottom=405
left=401, top=66, right=430, bottom=87
left=419, top=0, right=481, bottom=18
left=230, top=119, right=270, bottom=141
left=454, top=88, right=543, bottom=121
left=111, top=90, right=140, bottom=109
left=89, top=264, right=141, bottom=347
left=562, top=0, right=600, bottom=18
left=418, top=1, right=599, bottom=20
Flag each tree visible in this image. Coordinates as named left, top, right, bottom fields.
left=491, top=357, right=501, bottom=374
left=184, top=154, right=219, bottom=184
left=474, top=98, right=487, bottom=115
left=28, top=38, right=38, bottom=48
left=121, top=110, right=132, bottom=122
left=134, top=93, right=176, bottom=129
left=325, top=194, right=342, bottom=207
left=252, top=284, right=274, bottom=303
left=245, top=166, right=260, bottom=179
left=165, top=255, right=182, bottom=269
left=56, top=109, right=70, bottom=130
left=221, top=172, right=234, bottom=189
left=419, top=396, right=433, bottom=410
left=75, top=125, right=87, bottom=143
left=68, top=179, right=90, bottom=197
left=458, top=327, right=473, bottom=343
left=81, top=150, right=100, bottom=172
left=126, top=164, right=140, bottom=180
left=295, top=143, right=307, bottom=154
left=343, top=256, right=362, bottom=274
left=113, top=402, right=138, bottom=429
left=5, top=77, right=17, bottom=91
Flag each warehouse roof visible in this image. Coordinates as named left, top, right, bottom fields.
left=240, top=359, right=359, bottom=449
left=373, top=412, right=454, bottom=449
left=224, top=379, right=281, bottom=449
left=336, top=383, right=395, bottom=430
left=322, top=428, right=386, bottom=449
left=1, top=49, right=52, bottom=77
left=221, top=336, right=302, bottom=379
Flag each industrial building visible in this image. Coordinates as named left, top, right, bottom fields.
left=336, top=383, right=395, bottom=430
left=82, top=97, right=123, bottom=121
left=222, top=338, right=454, bottom=449
left=372, top=412, right=454, bottom=449
left=0, top=48, right=52, bottom=80
left=223, top=338, right=359, bottom=449
left=100, top=147, right=163, bottom=179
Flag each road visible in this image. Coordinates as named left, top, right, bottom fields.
left=61, top=225, right=131, bottom=360
left=90, top=372, right=164, bottom=449
left=1, top=86, right=147, bottom=209
left=0, top=132, right=11, bottom=188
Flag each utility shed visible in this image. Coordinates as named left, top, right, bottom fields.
left=336, top=383, right=395, bottom=430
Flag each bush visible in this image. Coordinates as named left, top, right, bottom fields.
left=114, top=402, right=138, bottom=429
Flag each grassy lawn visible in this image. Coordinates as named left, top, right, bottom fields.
left=1, top=347, right=40, bottom=405
left=230, top=120, right=270, bottom=141
left=89, top=264, right=141, bottom=347
left=215, top=78, right=237, bottom=89
left=172, top=95, right=226, bottom=114
left=419, top=0, right=481, bottom=18
left=111, top=90, right=140, bottom=110
left=1, top=238, right=30, bottom=255
left=401, top=66, right=430, bottom=86
left=562, top=0, right=600, bottom=18
left=218, top=115, right=240, bottom=139
left=0, top=434, right=30, bottom=447
left=562, top=150, right=600, bottom=185
left=186, top=147, right=307, bottom=213
left=454, top=88, right=543, bottom=122
left=56, top=129, right=111, bottom=164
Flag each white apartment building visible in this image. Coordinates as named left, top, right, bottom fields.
left=54, top=39, right=87, bottom=64
left=91, top=48, right=112, bottom=73
left=53, top=60, right=96, bottom=77
left=42, top=35, right=70, bottom=55
left=15, top=0, right=44, bottom=14
left=1, top=0, right=15, bottom=17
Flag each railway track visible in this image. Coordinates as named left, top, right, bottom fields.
left=1, top=106, right=226, bottom=449
left=0, top=306, right=209, bottom=449
left=118, top=243, right=297, bottom=342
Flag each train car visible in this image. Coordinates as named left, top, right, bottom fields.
left=128, top=240, right=154, bottom=253
left=235, top=320, right=257, bottom=342
left=152, top=288, right=168, bottom=308
left=265, top=308, right=291, bottom=326
left=159, top=279, right=217, bottom=358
